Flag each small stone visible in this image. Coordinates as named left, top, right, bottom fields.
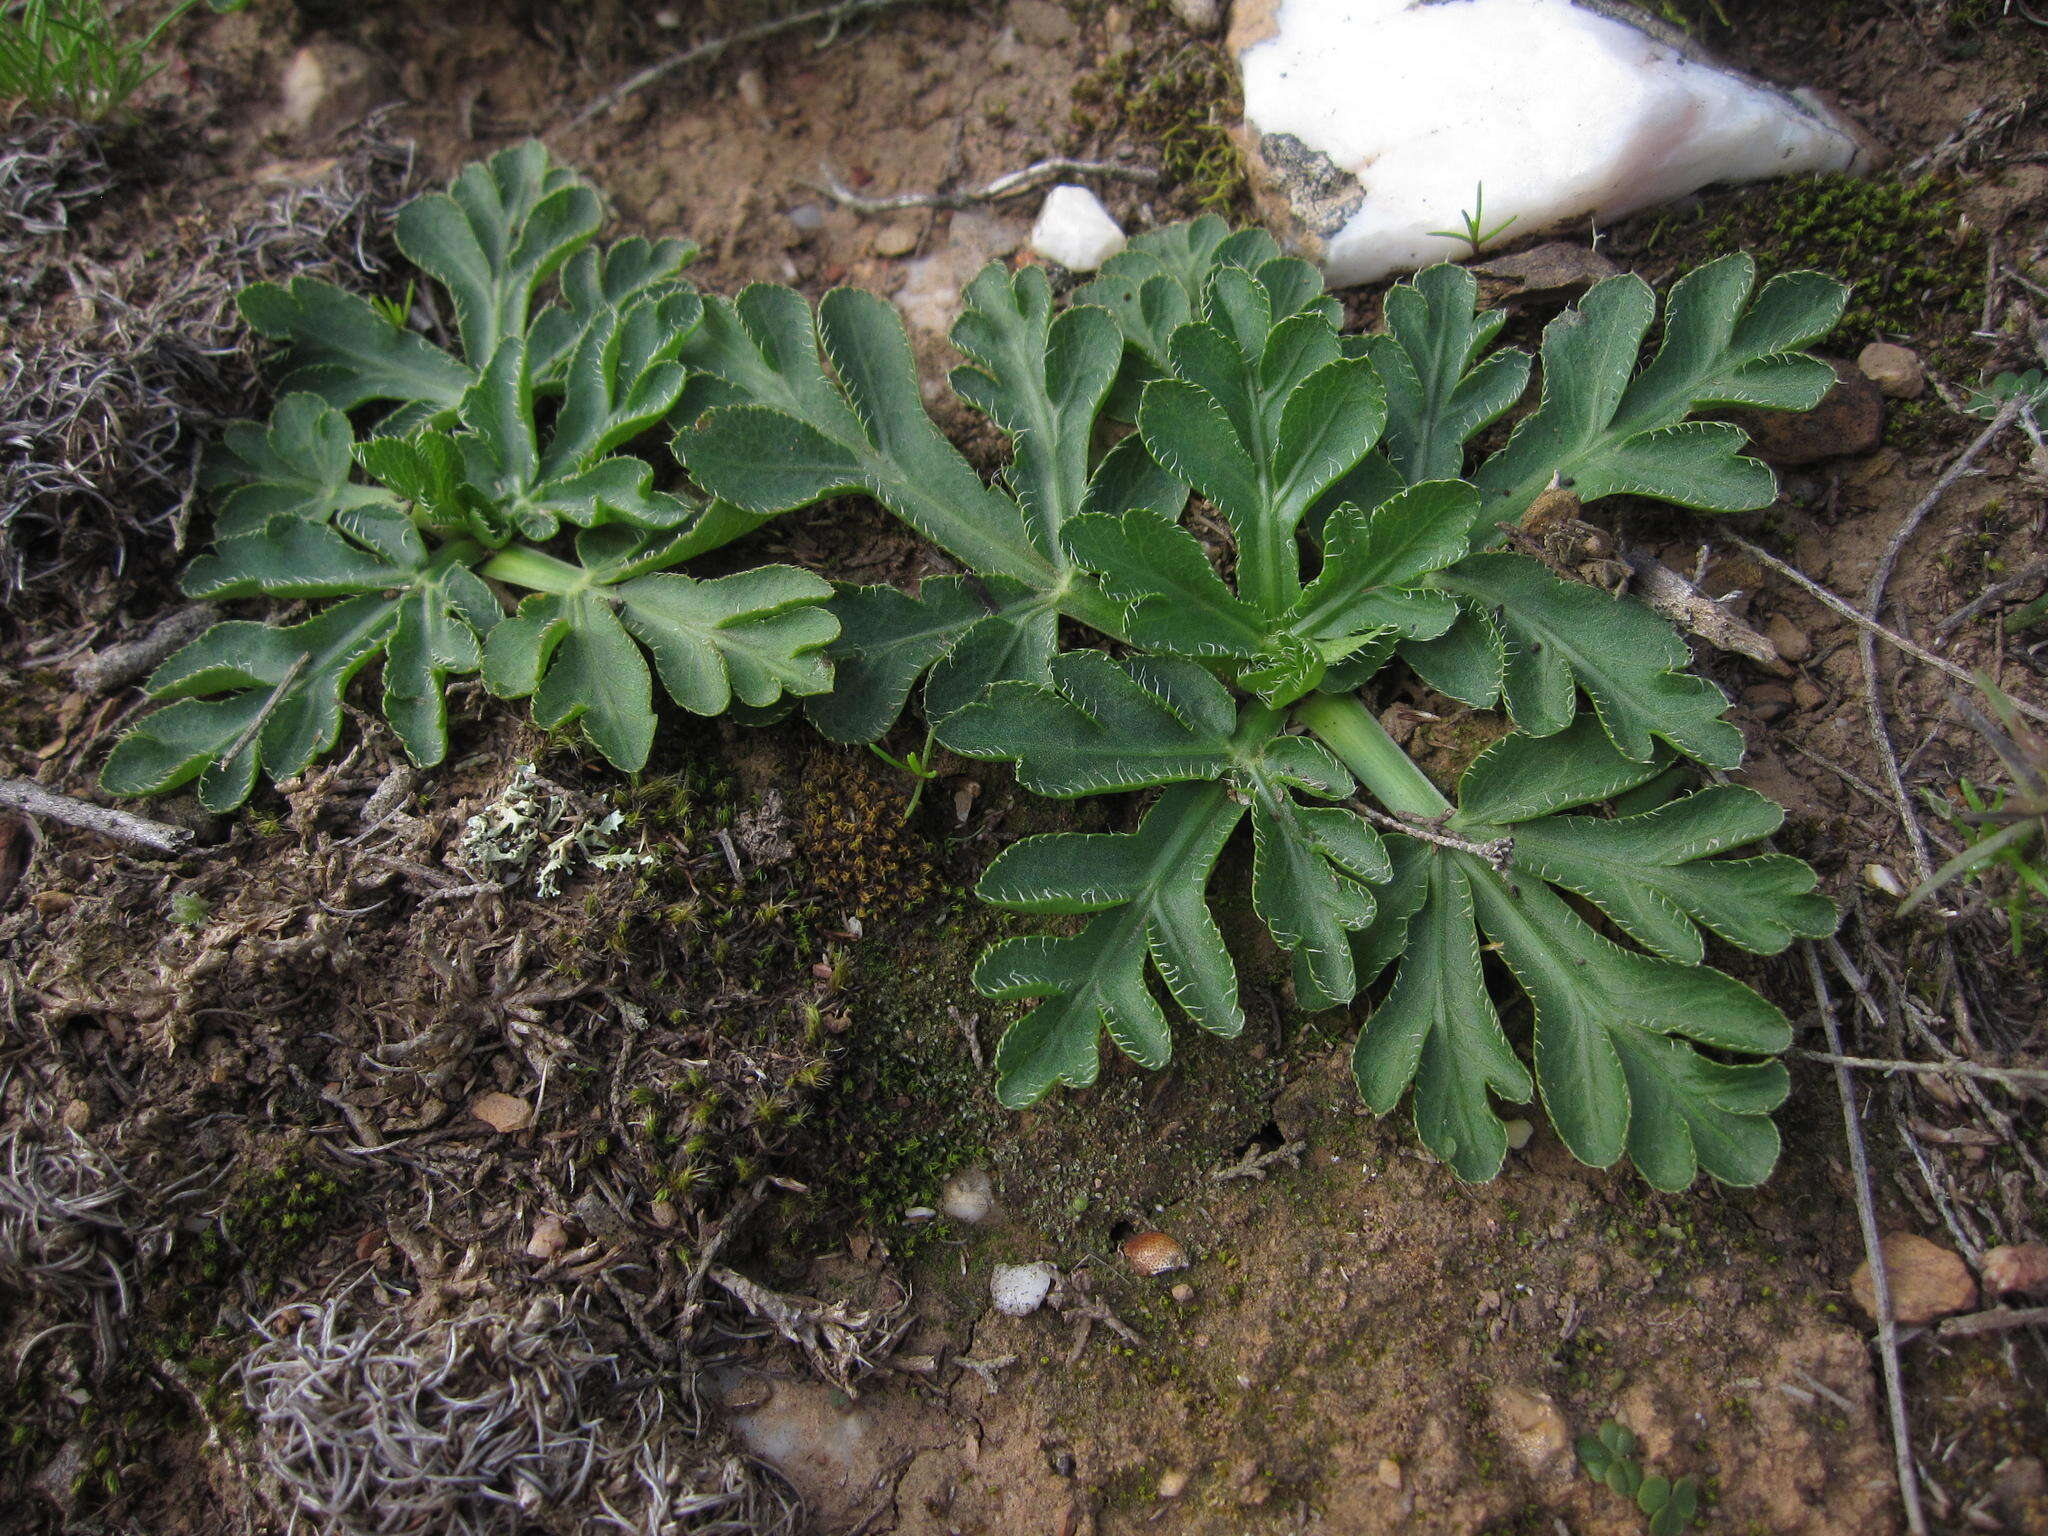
left=1170, top=1282, right=1196, bottom=1304
left=1028, top=186, right=1127, bottom=273
left=734, top=66, right=768, bottom=120
left=1981, top=1242, right=2048, bottom=1298
left=1857, top=341, right=1925, bottom=400
left=1765, top=614, right=1813, bottom=664
left=1744, top=683, right=1794, bottom=722
left=1503, top=1117, right=1534, bottom=1151
left=1489, top=1385, right=1571, bottom=1476
left=1733, top=361, right=1883, bottom=466
left=1121, top=1230, right=1189, bottom=1276
left=61, top=1099, right=91, bottom=1133
left=1375, top=1457, right=1404, bottom=1491
left=870, top=221, right=922, bottom=259
left=650, top=1199, right=679, bottom=1229
left=1008, top=0, right=1075, bottom=47
left=1167, top=0, right=1222, bottom=33
left=278, top=42, right=394, bottom=140
left=940, top=1167, right=994, bottom=1224
left=787, top=203, right=825, bottom=235
left=525, top=1213, right=573, bottom=1260
left=1157, top=1468, right=1190, bottom=1499
left=1793, top=677, right=1826, bottom=712
left=990, top=1261, right=1057, bottom=1317
left=471, top=1091, right=533, bottom=1133
left=1850, top=1232, right=1979, bottom=1324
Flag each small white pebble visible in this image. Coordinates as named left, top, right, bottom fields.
left=990, top=1261, right=1056, bottom=1317
left=1028, top=185, right=1126, bottom=273
left=940, top=1167, right=994, bottom=1224
left=1158, top=1467, right=1190, bottom=1499
left=1504, top=1118, right=1534, bottom=1151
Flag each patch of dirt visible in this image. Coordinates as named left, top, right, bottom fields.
left=2, top=2, right=2045, bottom=1534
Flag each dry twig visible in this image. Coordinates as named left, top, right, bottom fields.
left=1936, top=1304, right=2048, bottom=1339
left=813, top=156, right=1160, bottom=214
left=570, top=0, right=929, bottom=127
left=1803, top=942, right=1929, bottom=1536
left=1722, top=532, right=2048, bottom=729
left=0, top=777, right=192, bottom=855
left=1799, top=1050, right=2048, bottom=1088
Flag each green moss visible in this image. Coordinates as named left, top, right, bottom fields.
left=1696, top=173, right=1983, bottom=346
left=1070, top=0, right=1249, bottom=216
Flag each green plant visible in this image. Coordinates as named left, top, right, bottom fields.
left=1426, top=182, right=1518, bottom=259
left=670, top=217, right=1843, bottom=1188
left=1578, top=1421, right=1699, bottom=1535
left=101, top=144, right=836, bottom=811
left=1700, top=172, right=1979, bottom=343
left=1906, top=678, right=2048, bottom=955
left=1962, top=368, right=2048, bottom=423
left=0, top=0, right=242, bottom=121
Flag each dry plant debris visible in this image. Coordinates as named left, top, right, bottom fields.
left=0, top=120, right=417, bottom=599
left=241, top=1291, right=801, bottom=1536
left=240, top=1294, right=616, bottom=1536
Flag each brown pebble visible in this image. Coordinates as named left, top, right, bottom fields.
left=1857, top=341, right=1925, bottom=400
left=1793, top=677, right=1826, bottom=711
left=1122, top=1230, right=1188, bottom=1276
left=1732, top=360, right=1883, bottom=465
left=870, top=221, right=922, bottom=258
left=1157, top=1468, right=1189, bottom=1499
left=1744, top=683, right=1794, bottom=722
left=471, top=1091, right=534, bottom=1134
left=1170, top=1282, right=1195, bottom=1304
left=1850, top=1232, right=1979, bottom=1323
left=1981, top=1242, right=2048, bottom=1298
left=525, top=1213, right=574, bottom=1261
left=1376, top=1457, right=1404, bottom=1491
left=60, top=1099, right=91, bottom=1133
left=1765, top=613, right=1813, bottom=664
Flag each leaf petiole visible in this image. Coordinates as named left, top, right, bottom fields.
left=479, top=545, right=586, bottom=595
left=1292, top=692, right=1452, bottom=820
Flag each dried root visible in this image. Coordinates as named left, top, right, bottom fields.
left=0, top=115, right=111, bottom=288
left=0, top=1116, right=141, bottom=1370
left=241, top=1294, right=614, bottom=1536
left=0, top=1121, right=128, bottom=1298
left=709, top=1265, right=913, bottom=1397
left=240, top=1292, right=802, bottom=1536
left=0, top=118, right=418, bottom=601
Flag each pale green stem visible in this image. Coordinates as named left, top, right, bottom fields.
left=1236, top=528, right=1298, bottom=620
left=1292, top=692, right=1451, bottom=820
left=479, top=546, right=586, bottom=595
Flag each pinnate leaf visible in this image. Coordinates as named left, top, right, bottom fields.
left=938, top=652, right=1239, bottom=797
left=975, top=782, right=1245, bottom=1106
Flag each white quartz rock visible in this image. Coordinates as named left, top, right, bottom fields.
left=1235, top=0, right=1874, bottom=287
left=989, top=1261, right=1057, bottom=1317
left=1028, top=186, right=1127, bottom=273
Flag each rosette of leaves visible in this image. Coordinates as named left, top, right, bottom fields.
left=102, top=144, right=835, bottom=811
left=673, top=217, right=1843, bottom=1188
